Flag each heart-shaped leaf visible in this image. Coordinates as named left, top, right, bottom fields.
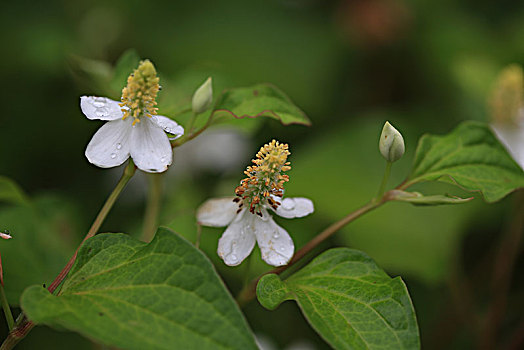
left=405, top=121, right=524, bottom=202
left=212, top=83, right=311, bottom=126
left=257, top=248, right=420, bottom=350
left=22, top=228, right=257, bottom=350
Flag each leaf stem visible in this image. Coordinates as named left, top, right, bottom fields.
left=0, top=161, right=136, bottom=350
left=377, top=161, right=392, bottom=199
left=236, top=197, right=387, bottom=306
left=141, top=173, right=163, bottom=242
left=186, top=112, right=198, bottom=134
left=195, top=224, right=202, bottom=249
left=0, top=283, right=13, bottom=331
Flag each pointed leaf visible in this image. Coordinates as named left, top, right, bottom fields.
left=257, top=248, right=420, bottom=350
left=0, top=176, right=29, bottom=205
left=212, top=83, right=311, bottom=126
left=405, top=121, right=524, bottom=202
left=22, top=228, right=257, bottom=350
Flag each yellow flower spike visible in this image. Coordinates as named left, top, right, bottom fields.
left=489, top=64, right=523, bottom=126
left=120, top=59, right=160, bottom=125
left=234, top=140, right=291, bottom=215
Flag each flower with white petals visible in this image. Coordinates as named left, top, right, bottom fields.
left=197, top=140, right=314, bottom=267
left=489, top=64, right=524, bottom=170
left=81, top=60, right=184, bottom=173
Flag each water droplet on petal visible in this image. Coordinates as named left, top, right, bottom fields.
left=229, top=254, right=238, bottom=263
left=279, top=246, right=286, bottom=251
left=165, top=127, right=171, bottom=133
left=282, top=198, right=295, bottom=210
left=116, top=143, right=122, bottom=150
left=95, top=107, right=109, bottom=117
left=273, top=232, right=280, bottom=239
left=92, top=97, right=106, bottom=108
left=110, top=153, right=117, bottom=159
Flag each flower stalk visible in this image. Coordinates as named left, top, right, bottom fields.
left=141, top=173, right=164, bottom=242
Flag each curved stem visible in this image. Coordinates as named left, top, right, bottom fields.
left=0, top=284, right=13, bottom=331
left=377, top=161, right=392, bottom=199
left=0, top=161, right=136, bottom=350
left=236, top=197, right=387, bottom=306
left=141, top=173, right=163, bottom=242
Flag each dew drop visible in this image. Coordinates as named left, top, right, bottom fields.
left=272, top=232, right=280, bottom=239
left=92, top=97, right=106, bottom=108
left=165, top=127, right=171, bottom=133
left=95, top=107, right=109, bottom=117
left=279, top=246, right=286, bottom=251
left=229, top=254, right=238, bottom=263
left=160, top=156, right=167, bottom=163
left=110, top=153, right=117, bottom=159
left=116, top=143, right=122, bottom=150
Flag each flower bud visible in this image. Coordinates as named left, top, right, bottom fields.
left=379, top=121, right=405, bottom=162
left=192, top=77, right=213, bottom=114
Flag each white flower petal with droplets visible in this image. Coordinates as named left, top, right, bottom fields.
left=254, top=210, right=294, bottom=266
left=491, top=123, right=524, bottom=170
left=196, top=197, right=238, bottom=227
left=274, top=197, right=314, bottom=219
left=81, top=96, right=124, bottom=121
left=85, top=118, right=132, bottom=168
left=129, top=118, right=173, bottom=173
left=217, top=210, right=256, bottom=266
left=151, top=115, right=185, bottom=140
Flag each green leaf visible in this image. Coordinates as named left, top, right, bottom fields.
left=21, top=228, right=257, bottom=350
left=257, top=248, right=420, bottom=350
left=0, top=195, right=76, bottom=305
left=406, top=121, right=524, bottom=202
left=387, top=190, right=473, bottom=206
left=0, top=176, right=29, bottom=205
left=212, top=83, right=311, bottom=126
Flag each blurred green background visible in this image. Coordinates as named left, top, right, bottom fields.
left=1, top=0, right=523, bottom=349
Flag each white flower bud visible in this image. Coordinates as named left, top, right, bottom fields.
left=379, top=121, right=405, bottom=162
left=192, top=77, right=213, bottom=114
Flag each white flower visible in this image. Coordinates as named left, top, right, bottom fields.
left=491, top=118, right=524, bottom=170
left=81, top=60, right=184, bottom=173
left=0, top=230, right=12, bottom=240
left=197, top=196, right=314, bottom=266
left=488, top=64, right=524, bottom=170
left=196, top=140, right=314, bottom=267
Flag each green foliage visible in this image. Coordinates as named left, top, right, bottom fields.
left=405, top=121, right=524, bottom=202
left=110, top=49, right=141, bottom=93
left=0, top=194, right=76, bottom=305
left=257, top=248, right=420, bottom=350
left=21, top=228, right=257, bottom=350
left=0, top=176, right=29, bottom=206
left=212, top=83, right=312, bottom=126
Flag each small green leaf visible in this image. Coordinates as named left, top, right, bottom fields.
left=387, top=190, right=473, bottom=206
left=257, top=248, right=420, bottom=350
left=406, top=121, right=524, bottom=202
left=0, top=176, right=29, bottom=205
left=22, top=228, right=257, bottom=350
left=212, top=83, right=311, bottom=126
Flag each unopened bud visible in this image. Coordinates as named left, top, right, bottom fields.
left=192, top=77, right=213, bottom=114
left=379, top=121, right=405, bottom=162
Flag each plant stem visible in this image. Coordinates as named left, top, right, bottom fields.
left=195, top=224, right=202, bottom=249
left=236, top=198, right=386, bottom=306
left=480, top=190, right=524, bottom=350
left=377, top=161, right=392, bottom=199
left=141, top=173, right=163, bottom=242
left=186, top=112, right=198, bottom=134
left=0, top=284, right=13, bottom=331
left=0, top=161, right=136, bottom=350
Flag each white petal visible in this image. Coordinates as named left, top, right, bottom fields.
left=196, top=197, right=239, bottom=227
left=217, top=210, right=256, bottom=266
left=254, top=211, right=294, bottom=266
left=85, top=118, right=132, bottom=168
left=491, top=123, right=524, bottom=170
left=81, top=96, right=124, bottom=121
left=129, top=118, right=173, bottom=173
left=274, top=197, right=314, bottom=219
left=151, top=115, right=185, bottom=140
